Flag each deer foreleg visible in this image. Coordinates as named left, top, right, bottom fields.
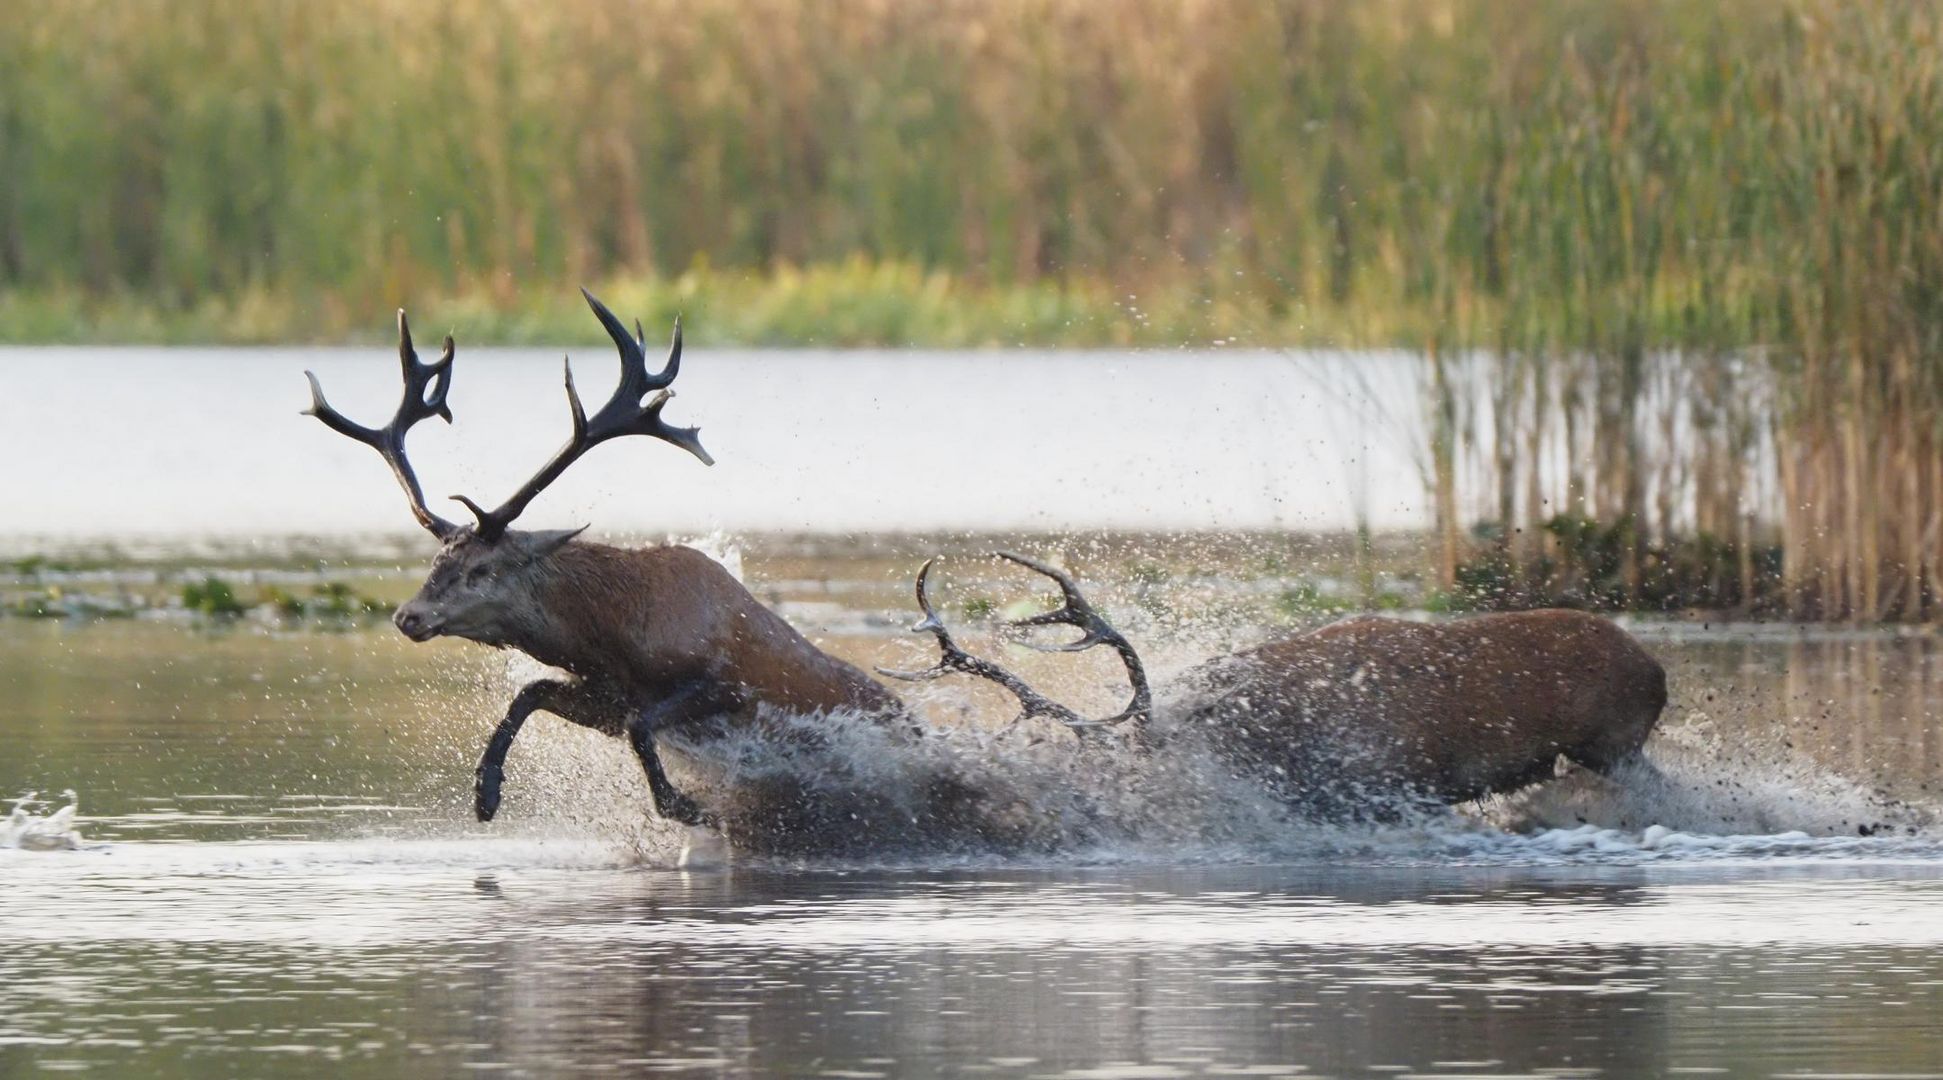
left=625, top=681, right=727, bottom=828
left=474, top=678, right=608, bottom=822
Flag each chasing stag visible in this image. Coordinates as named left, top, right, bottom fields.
left=1168, top=610, right=1668, bottom=818
left=892, top=583, right=1669, bottom=819
left=303, top=291, right=1140, bottom=851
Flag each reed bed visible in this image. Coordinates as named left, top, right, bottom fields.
left=2, top=1, right=1939, bottom=618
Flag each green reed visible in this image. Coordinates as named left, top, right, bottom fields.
left=3, top=1, right=1940, bottom=618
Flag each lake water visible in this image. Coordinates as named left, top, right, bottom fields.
left=5, top=553, right=1943, bottom=1078
left=0, top=345, right=1428, bottom=540
left=5, top=347, right=1943, bottom=1077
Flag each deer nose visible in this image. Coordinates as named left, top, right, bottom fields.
left=394, top=606, right=435, bottom=641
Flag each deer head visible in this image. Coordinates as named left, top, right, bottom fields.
left=303, top=289, right=711, bottom=646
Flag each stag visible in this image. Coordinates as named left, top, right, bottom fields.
left=304, top=291, right=1145, bottom=850
left=874, top=567, right=1663, bottom=819
left=891, top=591, right=1667, bottom=819
left=1165, top=609, right=1669, bottom=817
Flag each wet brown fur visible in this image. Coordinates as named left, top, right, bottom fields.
left=1176, top=609, right=1668, bottom=813
left=518, top=542, right=900, bottom=720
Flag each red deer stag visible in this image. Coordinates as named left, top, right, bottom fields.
left=898, top=597, right=1667, bottom=819
left=1163, top=610, right=1666, bottom=817
left=303, top=291, right=1143, bottom=850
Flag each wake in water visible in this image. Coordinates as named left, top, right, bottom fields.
left=2, top=791, right=86, bottom=852
left=1461, top=714, right=1935, bottom=846
left=626, top=689, right=1943, bottom=866
left=328, top=634, right=1943, bottom=868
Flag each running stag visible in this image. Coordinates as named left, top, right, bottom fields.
left=302, top=291, right=1143, bottom=850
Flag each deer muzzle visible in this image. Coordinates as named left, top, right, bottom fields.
left=393, top=603, right=442, bottom=642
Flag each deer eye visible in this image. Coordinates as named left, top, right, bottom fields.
left=465, top=566, right=491, bottom=586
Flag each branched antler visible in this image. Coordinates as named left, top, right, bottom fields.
left=456, top=288, right=712, bottom=539
left=877, top=554, right=1151, bottom=732
left=877, top=558, right=1087, bottom=726
left=303, top=310, right=462, bottom=539
left=994, top=551, right=1151, bottom=727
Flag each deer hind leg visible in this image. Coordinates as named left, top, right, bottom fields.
left=625, top=680, right=729, bottom=828
left=1565, top=728, right=1666, bottom=792
left=474, top=677, right=620, bottom=822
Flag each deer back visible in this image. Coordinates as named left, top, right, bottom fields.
left=529, top=542, right=902, bottom=719
left=1179, top=609, right=1667, bottom=803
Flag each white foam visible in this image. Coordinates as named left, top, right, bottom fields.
left=1, top=792, right=85, bottom=852
left=627, top=696, right=1943, bottom=866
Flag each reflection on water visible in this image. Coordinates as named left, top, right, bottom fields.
left=6, top=853, right=1943, bottom=1077
left=4, top=566, right=1943, bottom=1075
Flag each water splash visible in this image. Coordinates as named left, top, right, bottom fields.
left=636, top=697, right=1942, bottom=866
left=3, top=791, right=86, bottom=851
left=405, top=627, right=1943, bottom=868
left=1474, top=710, right=1936, bottom=840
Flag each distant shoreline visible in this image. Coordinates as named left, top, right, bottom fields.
left=0, top=265, right=1417, bottom=350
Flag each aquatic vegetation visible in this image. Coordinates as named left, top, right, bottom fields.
left=958, top=595, right=998, bottom=621
left=253, top=581, right=391, bottom=621
left=1447, top=515, right=1788, bottom=615
left=305, top=581, right=393, bottom=619
left=6, top=0, right=1942, bottom=616
left=0, top=565, right=392, bottom=624
left=1273, top=583, right=1353, bottom=620
left=180, top=575, right=246, bottom=618
left=5, top=591, right=65, bottom=619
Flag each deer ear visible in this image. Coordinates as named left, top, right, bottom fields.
left=520, top=525, right=589, bottom=561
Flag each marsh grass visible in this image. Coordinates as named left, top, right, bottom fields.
left=0, top=1, right=1734, bottom=343
left=1407, top=3, right=1943, bottom=621
left=4, top=1, right=1940, bottom=617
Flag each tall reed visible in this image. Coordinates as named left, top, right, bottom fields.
left=3, top=1, right=1939, bottom=618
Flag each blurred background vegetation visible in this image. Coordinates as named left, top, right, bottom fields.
left=2, top=0, right=1940, bottom=619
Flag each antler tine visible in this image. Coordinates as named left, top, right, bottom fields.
left=998, top=551, right=1152, bottom=728
left=876, top=557, right=1149, bottom=732
left=302, top=309, right=462, bottom=540
left=875, top=560, right=1088, bottom=727
left=459, top=289, right=712, bottom=539
left=582, top=285, right=681, bottom=393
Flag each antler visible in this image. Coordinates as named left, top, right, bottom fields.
left=455, top=288, right=712, bottom=539
left=303, top=310, right=462, bottom=539
left=877, top=553, right=1151, bottom=731
left=995, top=552, right=1151, bottom=726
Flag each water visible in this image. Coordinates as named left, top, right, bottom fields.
left=0, top=345, right=1427, bottom=539
left=5, top=345, right=1943, bottom=1075
left=5, top=569, right=1943, bottom=1077
left=9, top=856, right=1943, bottom=1078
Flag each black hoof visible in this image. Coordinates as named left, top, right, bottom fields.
left=475, top=765, right=504, bottom=823
left=658, top=795, right=713, bottom=828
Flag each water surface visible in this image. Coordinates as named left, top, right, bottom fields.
left=0, top=346, right=1426, bottom=539
left=5, top=570, right=1943, bottom=1076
